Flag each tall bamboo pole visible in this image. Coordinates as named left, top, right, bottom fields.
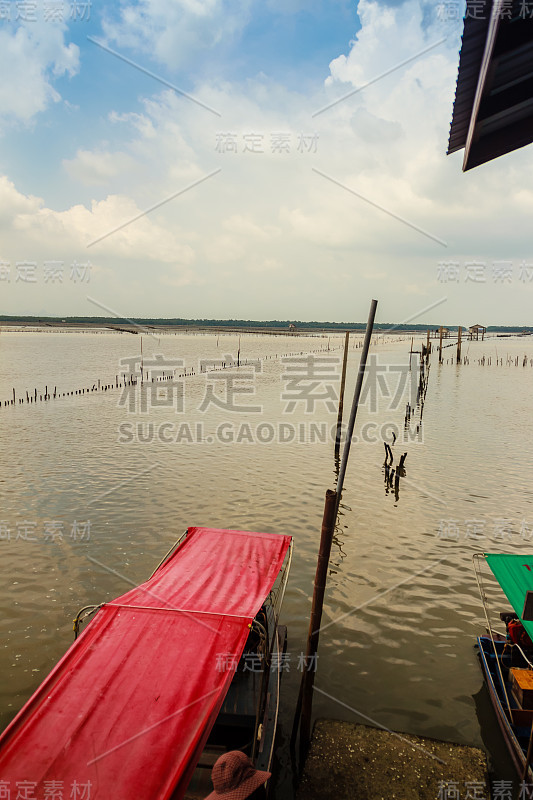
left=335, top=299, right=378, bottom=515
left=334, top=332, right=350, bottom=457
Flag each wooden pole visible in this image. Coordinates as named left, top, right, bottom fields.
left=334, top=332, right=350, bottom=457
left=291, top=301, right=377, bottom=762
left=298, top=488, right=338, bottom=760
left=335, top=299, right=378, bottom=515
left=140, top=336, right=144, bottom=385
left=439, top=327, right=443, bottom=364
left=456, top=326, right=462, bottom=363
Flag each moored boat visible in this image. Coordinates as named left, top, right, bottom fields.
left=474, top=553, right=533, bottom=781
left=0, top=526, right=293, bottom=799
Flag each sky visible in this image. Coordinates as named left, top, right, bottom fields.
left=1, top=0, right=532, bottom=325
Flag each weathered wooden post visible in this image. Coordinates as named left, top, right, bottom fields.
left=293, top=300, right=378, bottom=762
left=334, top=332, right=350, bottom=457
left=439, top=327, right=443, bottom=364
left=456, top=326, right=462, bottom=363
left=298, top=488, right=338, bottom=761
left=140, top=335, right=144, bottom=385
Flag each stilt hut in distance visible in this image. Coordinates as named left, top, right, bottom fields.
left=433, top=326, right=450, bottom=339
left=289, top=323, right=296, bottom=333
left=469, top=324, right=486, bottom=341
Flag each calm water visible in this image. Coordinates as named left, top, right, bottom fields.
left=1, top=328, right=532, bottom=794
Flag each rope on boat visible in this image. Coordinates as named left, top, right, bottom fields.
left=104, top=602, right=254, bottom=619
left=513, top=643, right=533, bottom=671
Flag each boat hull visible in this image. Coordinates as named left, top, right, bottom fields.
left=477, top=635, right=533, bottom=780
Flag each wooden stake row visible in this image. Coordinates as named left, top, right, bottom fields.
left=1, top=346, right=344, bottom=409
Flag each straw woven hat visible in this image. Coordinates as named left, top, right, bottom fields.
left=205, top=750, right=271, bottom=800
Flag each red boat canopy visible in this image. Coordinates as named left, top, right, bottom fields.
left=0, top=527, right=291, bottom=799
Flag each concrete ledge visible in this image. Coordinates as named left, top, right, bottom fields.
left=297, top=719, right=490, bottom=800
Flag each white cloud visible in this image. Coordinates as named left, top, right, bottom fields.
left=0, top=21, right=79, bottom=125
left=101, top=0, right=252, bottom=70
left=4, top=0, right=533, bottom=321
left=63, top=148, right=138, bottom=186
left=0, top=175, right=195, bottom=265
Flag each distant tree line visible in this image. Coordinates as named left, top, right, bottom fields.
left=0, top=315, right=531, bottom=333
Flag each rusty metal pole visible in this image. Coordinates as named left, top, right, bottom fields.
left=334, top=332, right=350, bottom=457
left=298, top=488, right=338, bottom=760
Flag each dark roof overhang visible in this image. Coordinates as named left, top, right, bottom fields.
left=448, top=0, right=533, bottom=170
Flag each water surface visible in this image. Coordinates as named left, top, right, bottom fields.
left=1, top=328, right=532, bottom=793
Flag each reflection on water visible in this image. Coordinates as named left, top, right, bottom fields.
left=1, top=329, right=532, bottom=795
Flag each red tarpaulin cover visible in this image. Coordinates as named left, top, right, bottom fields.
left=0, top=527, right=291, bottom=799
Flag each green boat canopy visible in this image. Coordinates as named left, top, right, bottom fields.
left=486, top=554, right=533, bottom=641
